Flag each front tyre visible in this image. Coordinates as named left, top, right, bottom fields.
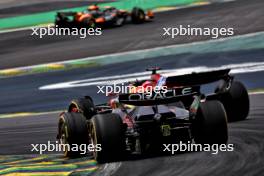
left=68, top=97, right=96, bottom=119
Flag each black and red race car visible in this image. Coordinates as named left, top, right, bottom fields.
left=55, top=5, right=154, bottom=28
left=57, top=67, right=249, bottom=162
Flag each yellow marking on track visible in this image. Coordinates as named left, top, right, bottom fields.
left=0, top=154, right=97, bottom=176
left=153, top=1, right=210, bottom=13
left=4, top=161, right=61, bottom=167
left=2, top=156, right=47, bottom=165
left=192, top=1, right=210, bottom=5
left=69, top=159, right=97, bottom=165
left=36, top=23, right=54, bottom=27
left=2, top=163, right=76, bottom=170
left=0, top=69, right=24, bottom=76
left=153, top=6, right=178, bottom=12
left=3, top=172, right=71, bottom=176
left=0, top=110, right=63, bottom=119
left=46, top=64, right=65, bottom=69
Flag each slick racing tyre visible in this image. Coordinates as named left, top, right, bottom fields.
left=192, top=100, right=228, bottom=144
left=68, top=97, right=96, bottom=119
left=55, top=13, right=68, bottom=28
left=131, top=7, right=145, bottom=23
left=90, top=113, right=125, bottom=163
left=216, top=81, right=249, bottom=121
left=55, top=19, right=68, bottom=28
left=58, top=112, right=89, bottom=157
left=55, top=19, right=62, bottom=27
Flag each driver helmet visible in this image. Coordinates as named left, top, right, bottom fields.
left=88, top=5, right=99, bottom=11
left=151, top=73, right=161, bottom=83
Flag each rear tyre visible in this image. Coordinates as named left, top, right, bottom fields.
left=216, top=81, right=249, bottom=121
left=192, top=100, right=228, bottom=144
left=55, top=19, right=62, bottom=27
left=55, top=13, right=68, bottom=28
left=131, top=7, right=145, bottom=24
left=68, top=97, right=96, bottom=119
left=81, top=18, right=96, bottom=28
left=55, top=19, right=68, bottom=28
left=90, top=113, right=125, bottom=163
left=58, top=112, right=89, bottom=157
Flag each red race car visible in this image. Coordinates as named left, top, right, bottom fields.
left=57, top=67, right=249, bottom=162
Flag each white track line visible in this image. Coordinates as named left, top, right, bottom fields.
left=249, top=92, right=264, bottom=95
left=0, top=23, right=53, bottom=34
left=39, top=61, right=264, bottom=90
left=1, top=30, right=264, bottom=75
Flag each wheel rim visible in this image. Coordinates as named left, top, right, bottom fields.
left=116, top=18, right=124, bottom=25
left=139, top=13, right=144, bottom=20
left=60, top=134, right=69, bottom=156
left=89, top=122, right=98, bottom=159
left=60, top=125, right=70, bottom=156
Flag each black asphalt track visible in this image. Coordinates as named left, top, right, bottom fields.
left=0, top=94, right=263, bottom=176
left=113, top=94, right=264, bottom=176
left=0, top=48, right=264, bottom=114
left=0, top=0, right=264, bottom=69
left=0, top=1, right=113, bottom=18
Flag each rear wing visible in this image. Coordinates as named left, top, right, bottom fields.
left=56, top=12, right=77, bottom=18
left=118, top=69, right=232, bottom=106
left=118, top=86, right=200, bottom=106
left=165, top=69, right=231, bottom=87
